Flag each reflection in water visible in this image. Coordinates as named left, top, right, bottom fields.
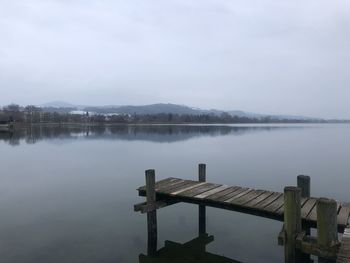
left=140, top=203, right=316, bottom=263
left=0, top=124, right=305, bottom=146
left=139, top=233, right=242, bottom=263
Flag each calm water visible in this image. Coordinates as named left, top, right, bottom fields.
left=0, top=124, right=349, bottom=263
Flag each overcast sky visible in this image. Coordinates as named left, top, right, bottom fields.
left=0, top=0, right=349, bottom=118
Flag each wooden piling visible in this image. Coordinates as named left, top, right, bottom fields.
left=317, top=198, right=338, bottom=263
left=198, top=164, right=206, bottom=236
left=298, top=174, right=311, bottom=244
left=145, top=169, right=157, bottom=256
left=297, top=175, right=310, bottom=198
left=284, top=186, right=302, bottom=263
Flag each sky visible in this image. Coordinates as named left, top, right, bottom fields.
left=0, top=0, right=349, bottom=118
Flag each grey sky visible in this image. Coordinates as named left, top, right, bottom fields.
left=0, top=0, right=349, bottom=118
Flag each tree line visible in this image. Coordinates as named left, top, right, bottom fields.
left=0, top=103, right=328, bottom=124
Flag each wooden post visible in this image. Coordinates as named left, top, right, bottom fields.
left=198, top=164, right=206, bottom=237
left=284, top=186, right=302, bottom=263
left=297, top=175, right=310, bottom=198
left=298, top=175, right=311, bottom=240
left=317, top=198, right=338, bottom=263
left=297, top=175, right=313, bottom=262
left=145, top=169, right=157, bottom=256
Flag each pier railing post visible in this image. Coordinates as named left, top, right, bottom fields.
left=284, top=186, right=302, bottom=263
left=317, top=198, right=338, bottom=263
left=145, top=169, right=157, bottom=256
left=198, top=164, right=206, bottom=237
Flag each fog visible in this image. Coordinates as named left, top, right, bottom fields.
left=0, top=0, right=349, bottom=118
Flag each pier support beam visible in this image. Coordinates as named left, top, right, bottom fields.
left=317, top=198, right=338, bottom=263
left=284, top=186, right=302, bottom=263
left=198, top=163, right=206, bottom=237
left=145, top=169, right=157, bottom=256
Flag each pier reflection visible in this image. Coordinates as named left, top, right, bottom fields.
left=139, top=233, right=243, bottom=263
left=140, top=212, right=317, bottom=263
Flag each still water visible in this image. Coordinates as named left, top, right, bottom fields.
left=0, top=124, right=349, bottom=263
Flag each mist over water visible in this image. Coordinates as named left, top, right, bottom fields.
left=0, top=124, right=349, bottom=263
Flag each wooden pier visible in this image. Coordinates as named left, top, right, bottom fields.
left=135, top=164, right=350, bottom=263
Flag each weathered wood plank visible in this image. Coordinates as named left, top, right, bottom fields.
left=232, top=190, right=265, bottom=206
left=155, top=179, right=187, bottom=191
left=134, top=200, right=178, bottom=213
left=337, top=227, right=350, bottom=263
left=245, top=191, right=274, bottom=208
left=254, top=192, right=282, bottom=209
left=338, top=203, right=350, bottom=226
left=194, top=185, right=231, bottom=199
left=301, top=198, right=316, bottom=219
left=306, top=203, right=317, bottom=221
left=171, top=182, right=207, bottom=195
left=138, top=177, right=179, bottom=191
left=210, top=187, right=245, bottom=202
left=265, top=194, right=285, bottom=213
left=276, top=197, right=309, bottom=215
left=181, top=183, right=222, bottom=197
left=306, top=201, right=341, bottom=222
left=160, top=180, right=197, bottom=194
left=224, top=188, right=253, bottom=203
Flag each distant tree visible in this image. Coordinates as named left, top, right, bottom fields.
left=24, top=105, right=42, bottom=123
left=3, top=104, right=23, bottom=122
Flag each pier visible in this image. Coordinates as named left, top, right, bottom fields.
left=134, top=164, right=350, bottom=262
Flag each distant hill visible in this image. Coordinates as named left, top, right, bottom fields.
left=39, top=101, right=322, bottom=121
left=40, top=101, right=77, bottom=108
left=84, top=103, right=203, bottom=115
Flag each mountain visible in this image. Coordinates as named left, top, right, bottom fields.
left=39, top=101, right=321, bottom=121
left=84, top=103, right=203, bottom=115
left=40, top=101, right=77, bottom=108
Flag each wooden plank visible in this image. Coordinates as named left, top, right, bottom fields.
left=138, top=177, right=179, bottom=191
left=231, top=190, right=265, bottom=206
left=134, top=200, right=178, bottom=213
left=301, top=198, right=316, bottom=219
left=245, top=191, right=274, bottom=208
left=207, top=186, right=242, bottom=202
left=276, top=197, right=309, bottom=215
left=220, top=188, right=250, bottom=202
left=337, top=227, right=350, bottom=263
left=306, top=201, right=341, bottom=222
left=194, top=185, right=231, bottom=199
left=180, top=183, right=222, bottom=197
left=254, top=192, right=282, bottom=210
left=265, top=194, right=285, bottom=213
left=306, top=203, right=317, bottom=221
left=160, top=180, right=197, bottom=194
left=171, top=182, right=207, bottom=195
left=307, top=201, right=340, bottom=222
left=224, top=188, right=253, bottom=203
left=155, top=179, right=187, bottom=192
left=338, top=203, right=350, bottom=226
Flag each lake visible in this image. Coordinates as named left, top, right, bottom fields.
left=0, top=124, right=349, bottom=263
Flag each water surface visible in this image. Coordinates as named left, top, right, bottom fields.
left=0, top=124, right=349, bottom=263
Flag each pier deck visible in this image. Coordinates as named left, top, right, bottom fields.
left=337, top=227, right=350, bottom=263
left=138, top=177, right=350, bottom=231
